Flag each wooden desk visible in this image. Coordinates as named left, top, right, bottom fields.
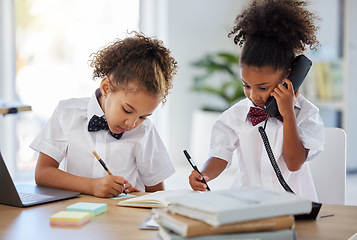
left=0, top=193, right=155, bottom=240
left=295, top=204, right=357, bottom=240
left=1, top=194, right=356, bottom=240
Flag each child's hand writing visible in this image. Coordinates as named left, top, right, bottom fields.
left=124, top=183, right=140, bottom=193
left=91, top=175, right=128, bottom=198
left=270, top=79, right=298, bottom=117
left=188, top=170, right=209, bottom=191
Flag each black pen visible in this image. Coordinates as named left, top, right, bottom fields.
left=183, top=150, right=211, bottom=191
left=92, top=150, right=127, bottom=195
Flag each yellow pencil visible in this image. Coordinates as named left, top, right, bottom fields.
left=92, top=150, right=127, bottom=195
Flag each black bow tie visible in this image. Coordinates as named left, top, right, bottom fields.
left=88, top=115, right=123, bottom=140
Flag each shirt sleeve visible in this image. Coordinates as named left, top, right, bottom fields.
left=296, top=97, right=325, bottom=161
left=29, top=101, right=68, bottom=163
left=135, top=122, right=175, bottom=187
left=209, top=109, right=241, bottom=165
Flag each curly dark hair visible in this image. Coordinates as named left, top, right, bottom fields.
left=228, top=0, right=320, bottom=75
left=89, top=31, right=178, bottom=104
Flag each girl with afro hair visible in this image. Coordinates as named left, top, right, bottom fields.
left=31, top=32, right=178, bottom=197
left=189, top=0, right=324, bottom=202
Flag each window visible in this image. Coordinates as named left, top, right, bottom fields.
left=8, top=0, right=139, bottom=181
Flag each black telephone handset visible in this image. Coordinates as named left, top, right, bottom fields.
left=264, top=55, right=312, bottom=117
left=259, top=55, right=321, bottom=220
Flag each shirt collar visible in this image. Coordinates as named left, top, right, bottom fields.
left=87, top=88, right=105, bottom=125
left=244, top=99, right=257, bottom=122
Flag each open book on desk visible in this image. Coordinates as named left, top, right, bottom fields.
left=117, top=190, right=195, bottom=208
left=154, top=208, right=294, bottom=238
left=166, top=186, right=312, bottom=226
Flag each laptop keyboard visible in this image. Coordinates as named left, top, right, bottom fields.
left=18, top=192, right=54, bottom=203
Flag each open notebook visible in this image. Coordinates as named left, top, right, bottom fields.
left=0, top=151, right=80, bottom=207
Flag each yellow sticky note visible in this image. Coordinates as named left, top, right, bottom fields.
left=50, top=211, right=91, bottom=226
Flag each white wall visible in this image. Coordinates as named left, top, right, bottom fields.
left=345, top=0, right=357, bottom=170
left=0, top=0, right=17, bottom=172
left=140, top=0, right=357, bottom=171
left=163, top=0, right=248, bottom=164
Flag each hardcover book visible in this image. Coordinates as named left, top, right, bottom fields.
left=166, top=186, right=311, bottom=226
left=158, top=226, right=297, bottom=240
left=154, top=208, right=294, bottom=237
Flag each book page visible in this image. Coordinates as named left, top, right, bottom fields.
left=168, top=187, right=308, bottom=212
left=118, top=190, right=195, bottom=208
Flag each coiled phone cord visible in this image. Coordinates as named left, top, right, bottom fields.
left=258, top=115, right=322, bottom=220
left=258, top=115, right=294, bottom=194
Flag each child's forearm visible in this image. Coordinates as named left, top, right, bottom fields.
left=35, top=152, right=127, bottom=197
left=35, top=165, right=94, bottom=195
left=145, top=182, right=164, bottom=192
left=35, top=153, right=94, bottom=195
left=282, top=113, right=308, bottom=171
left=201, top=157, right=228, bottom=181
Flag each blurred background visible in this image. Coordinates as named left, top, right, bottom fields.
left=0, top=0, right=356, bottom=204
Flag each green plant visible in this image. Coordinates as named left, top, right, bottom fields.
left=191, top=51, right=244, bottom=111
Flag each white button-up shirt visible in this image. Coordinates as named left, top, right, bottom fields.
left=30, top=89, right=175, bottom=192
left=209, top=95, right=324, bottom=201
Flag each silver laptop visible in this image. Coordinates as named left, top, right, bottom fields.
left=0, top=151, right=80, bottom=207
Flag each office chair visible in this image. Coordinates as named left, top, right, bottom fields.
left=309, top=127, right=347, bottom=205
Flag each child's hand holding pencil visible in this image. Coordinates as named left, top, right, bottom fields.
left=92, top=150, right=128, bottom=197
